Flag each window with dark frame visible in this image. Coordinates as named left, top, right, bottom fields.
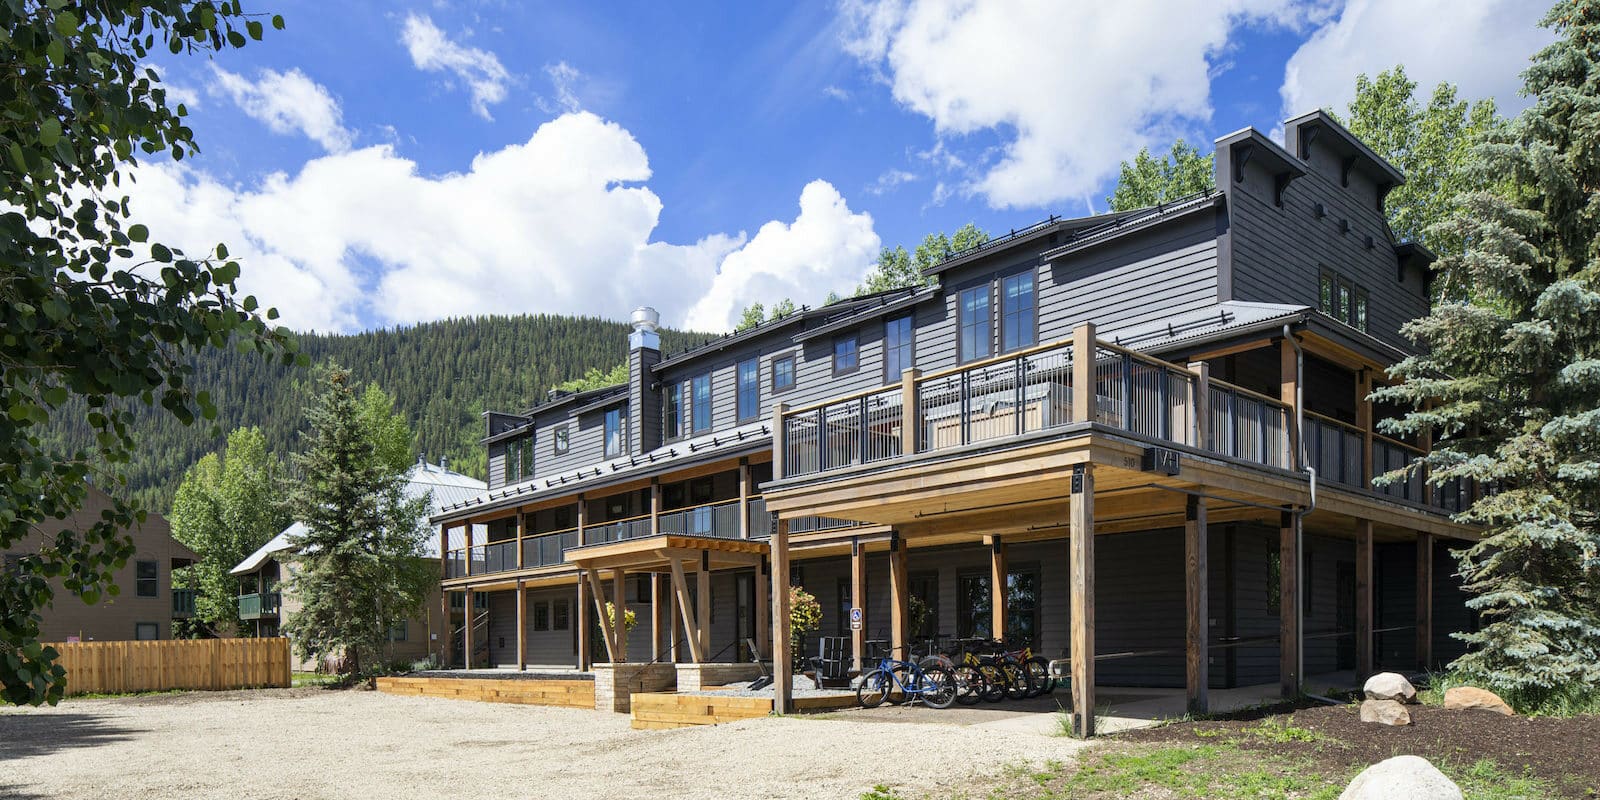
left=136, top=560, right=158, bottom=597
left=691, top=373, right=712, bottom=433
left=832, top=333, right=859, bottom=375
left=958, top=284, right=992, bottom=363
left=884, top=314, right=913, bottom=382
left=1000, top=271, right=1036, bottom=352
left=553, top=599, right=570, bottom=630
left=957, top=571, right=992, bottom=639
left=534, top=601, right=550, bottom=631
left=553, top=424, right=570, bottom=455
left=134, top=622, right=158, bottom=641
left=388, top=620, right=407, bottom=641
left=771, top=355, right=796, bottom=392
left=737, top=358, right=760, bottom=422
left=604, top=407, right=625, bottom=458
left=836, top=578, right=852, bottom=636
left=663, top=381, right=683, bottom=440
left=1318, top=268, right=1371, bottom=332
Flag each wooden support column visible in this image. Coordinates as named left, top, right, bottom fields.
left=850, top=538, right=867, bottom=671
left=440, top=588, right=452, bottom=668
left=586, top=569, right=618, bottom=663
left=668, top=559, right=704, bottom=663
left=754, top=555, right=770, bottom=660
left=988, top=536, right=1007, bottom=643
left=611, top=568, right=629, bottom=663
left=464, top=523, right=475, bottom=577
left=889, top=532, right=909, bottom=660
left=1419, top=416, right=1434, bottom=505
left=738, top=458, right=751, bottom=539
left=576, top=495, right=587, bottom=545
left=1189, top=361, right=1210, bottom=448
left=1069, top=463, right=1096, bottom=738
left=576, top=575, right=591, bottom=670
left=1355, top=520, right=1374, bottom=677
left=439, top=524, right=449, bottom=580
left=650, top=480, right=661, bottom=535
left=1416, top=533, right=1433, bottom=671
left=1279, top=511, right=1300, bottom=698
left=1356, top=370, right=1374, bottom=488
left=515, top=512, right=525, bottom=569
left=650, top=573, right=665, bottom=662
left=900, top=368, right=921, bottom=454
left=1072, top=324, right=1096, bottom=423
left=772, top=518, right=793, bottom=714
left=463, top=588, right=475, bottom=670
left=696, top=555, right=711, bottom=661
left=1185, top=495, right=1209, bottom=716
left=772, top=404, right=789, bottom=480
left=1280, top=338, right=1300, bottom=468
left=516, top=579, right=527, bottom=671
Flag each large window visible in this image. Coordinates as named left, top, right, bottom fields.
left=1318, top=268, right=1369, bottom=333
left=691, top=373, right=712, bottom=433
left=604, top=407, right=625, bottom=458
left=833, top=333, right=859, bottom=375
left=909, top=572, right=939, bottom=640
left=136, top=560, right=158, bottom=597
left=663, top=382, right=683, bottom=440
left=958, top=285, right=992, bottom=363
left=884, top=314, right=913, bottom=381
left=1000, top=271, right=1036, bottom=352
left=956, top=567, right=1040, bottom=648
left=505, top=436, right=534, bottom=484
left=737, top=358, right=760, bottom=422
left=771, top=355, right=796, bottom=393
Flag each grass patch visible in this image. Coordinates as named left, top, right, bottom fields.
left=1419, top=669, right=1600, bottom=717
left=69, top=688, right=185, bottom=700
left=291, top=671, right=342, bottom=688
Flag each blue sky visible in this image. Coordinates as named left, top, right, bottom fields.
left=135, top=0, right=1549, bottom=333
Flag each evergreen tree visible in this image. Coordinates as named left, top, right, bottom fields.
left=280, top=365, right=432, bottom=676
left=1373, top=1, right=1600, bottom=711
left=169, top=428, right=290, bottom=634
left=1105, top=140, right=1214, bottom=211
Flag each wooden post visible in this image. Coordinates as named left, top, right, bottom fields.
left=772, top=403, right=789, bottom=480
left=696, top=555, right=711, bottom=661
left=668, top=558, right=704, bottom=663
left=1279, top=511, right=1300, bottom=698
left=464, top=523, right=475, bottom=577
left=754, top=555, right=770, bottom=660
left=850, top=538, right=867, bottom=672
left=611, top=568, right=628, bottom=663
left=738, top=458, right=751, bottom=539
left=1069, top=463, right=1095, bottom=737
left=1280, top=338, right=1299, bottom=469
left=586, top=569, right=618, bottom=663
left=650, top=480, right=661, bottom=535
left=463, top=588, right=474, bottom=670
left=1419, top=415, right=1434, bottom=506
left=1355, top=520, right=1374, bottom=677
left=576, top=573, right=591, bottom=670
left=1416, top=533, right=1433, bottom=670
left=651, top=573, right=665, bottom=662
left=900, top=368, right=921, bottom=455
left=1185, top=495, right=1209, bottom=716
left=515, top=512, right=525, bottom=569
left=1356, top=370, right=1374, bottom=488
left=989, top=536, right=1007, bottom=643
left=439, top=524, right=449, bottom=581
left=1189, top=361, right=1210, bottom=448
left=1072, top=324, right=1096, bottom=423
left=889, top=532, right=909, bottom=660
left=440, top=588, right=452, bottom=668
left=772, top=518, right=793, bottom=714
left=668, top=575, right=681, bottom=662
left=516, top=579, right=527, bottom=671
left=576, top=495, right=587, bottom=546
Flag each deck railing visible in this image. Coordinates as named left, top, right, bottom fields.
left=1205, top=380, right=1291, bottom=468
left=522, top=528, right=580, bottom=568
left=1305, top=411, right=1365, bottom=487
left=585, top=512, right=654, bottom=545
left=659, top=498, right=743, bottom=539
left=747, top=496, right=773, bottom=539
left=1092, top=342, right=1196, bottom=445
left=1373, top=435, right=1426, bottom=502
left=171, top=588, right=197, bottom=617
left=237, top=591, right=280, bottom=620
left=782, top=385, right=904, bottom=477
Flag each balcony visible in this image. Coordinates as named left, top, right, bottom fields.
left=238, top=592, right=280, bottom=620
left=171, top=588, right=197, bottom=617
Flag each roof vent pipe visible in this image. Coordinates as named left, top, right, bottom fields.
left=629, top=306, right=661, bottom=351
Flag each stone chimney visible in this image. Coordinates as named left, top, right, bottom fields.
left=628, top=307, right=663, bottom=455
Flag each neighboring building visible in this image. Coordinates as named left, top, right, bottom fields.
left=432, top=112, right=1479, bottom=732
left=5, top=485, right=198, bottom=642
left=231, top=458, right=485, bottom=671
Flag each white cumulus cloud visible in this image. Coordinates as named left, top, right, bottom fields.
left=118, top=112, right=876, bottom=335
left=838, top=0, right=1310, bottom=209
left=400, top=14, right=512, bottom=120
left=210, top=66, right=353, bottom=152
left=1281, top=0, right=1552, bottom=118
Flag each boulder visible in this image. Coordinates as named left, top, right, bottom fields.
left=1443, top=686, right=1514, bottom=715
left=1358, top=699, right=1412, bottom=726
left=1362, top=672, right=1417, bottom=703
left=1339, top=756, right=1463, bottom=800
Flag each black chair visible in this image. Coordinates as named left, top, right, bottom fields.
left=810, top=636, right=851, bottom=689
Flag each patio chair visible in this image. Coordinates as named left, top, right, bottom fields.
left=810, top=636, right=851, bottom=690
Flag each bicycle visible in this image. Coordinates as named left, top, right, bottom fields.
left=996, top=641, right=1053, bottom=698
left=856, top=647, right=957, bottom=709
left=918, top=635, right=989, bottom=706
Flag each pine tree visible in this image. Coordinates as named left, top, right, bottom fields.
left=280, top=365, right=432, bottom=676
left=1373, top=0, right=1600, bottom=711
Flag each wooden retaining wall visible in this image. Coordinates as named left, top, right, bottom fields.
left=375, top=676, right=595, bottom=709
left=51, top=638, right=291, bottom=695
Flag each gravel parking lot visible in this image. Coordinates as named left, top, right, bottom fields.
left=0, top=688, right=1089, bottom=800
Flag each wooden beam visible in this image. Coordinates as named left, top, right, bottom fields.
left=585, top=569, right=618, bottom=663
left=900, top=368, right=921, bottom=455
left=1185, top=495, right=1209, bottom=716
left=754, top=554, right=770, bottom=660
left=850, top=539, right=866, bottom=671
left=1072, top=324, right=1096, bottom=423
left=696, top=557, right=711, bottom=661
left=1356, top=369, right=1374, bottom=489
left=1189, top=361, right=1210, bottom=449
left=1069, top=464, right=1096, bottom=738
left=650, top=479, right=662, bottom=535
left=576, top=575, right=590, bottom=670
left=464, top=522, right=475, bottom=577
left=772, top=518, right=793, bottom=714
left=989, top=536, right=1007, bottom=643
left=612, top=568, right=629, bottom=663
left=668, top=559, right=704, bottom=663
left=1280, top=338, right=1300, bottom=469
left=516, top=579, right=527, bottom=671
left=440, top=587, right=452, bottom=669
left=1416, top=533, right=1433, bottom=671
left=1279, top=511, right=1300, bottom=699
left=1183, top=337, right=1273, bottom=362
left=576, top=494, right=587, bottom=546
left=650, top=573, right=664, bottom=662
left=889, top=532, right=909, bottom=660
left=1355, top=519, right=1374, bottom=677
left=738, top=459, right=751, bottom=539
left=515, top=512, right=525, bottom=570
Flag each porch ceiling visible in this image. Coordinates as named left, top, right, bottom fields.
left=562, top=535, right=768, bottom=573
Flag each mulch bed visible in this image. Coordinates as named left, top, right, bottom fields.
left=1121, top=701, right=1600, bottom=798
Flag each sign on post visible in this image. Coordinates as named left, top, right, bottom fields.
left=850, top=607, right=862, bottom=631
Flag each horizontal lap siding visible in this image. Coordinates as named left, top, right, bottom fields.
left=1230, top=525, right=1282, bottom=688
left=1039, top=214, right=1221, bottom=343
left=1375, top=541, right=1417, bottom=668
left=1432, top=541, right=1474, bottom=666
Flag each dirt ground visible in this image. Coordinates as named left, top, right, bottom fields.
left=0, top=687, right=1089, bottom=800
left=1124, top=701, right=1600, bottom=798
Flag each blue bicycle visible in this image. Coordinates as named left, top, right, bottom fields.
left=856, top=649, right=957, bottom=709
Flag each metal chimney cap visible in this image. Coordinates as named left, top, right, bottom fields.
left=630, top=306, right=660, bottom=333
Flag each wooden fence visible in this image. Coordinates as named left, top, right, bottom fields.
left=48, top=638, right=292, bottom=696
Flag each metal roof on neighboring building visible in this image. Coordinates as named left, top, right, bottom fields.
left=1105, top=301, right=1311, bottom=352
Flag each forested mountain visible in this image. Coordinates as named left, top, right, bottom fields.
left=46, top=315, right=710, bottom=513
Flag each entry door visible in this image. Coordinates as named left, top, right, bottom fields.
left=735, top=573, right=754, bottom=661
left=1336, top=561, right=1356, bottom=670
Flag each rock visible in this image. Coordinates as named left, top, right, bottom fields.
left=1358, top=699, right=1412, bottom=726
left=1339, top=755, right=1463, bottom=800
left=1362, top=672, right=1417, bottom=703
left=1443, top=686, right=1514, bottom=715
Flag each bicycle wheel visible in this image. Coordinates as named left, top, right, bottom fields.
left=951, top=665, right=985, bottom=706
left=857, top=669, right=890, bottom=708
left=1026, top=656, right=1053, bottom=695
left=919, top=666, right=957, bottom=709
left=979, top=665, right=1007, bottom=703
left=885, top=665, right=912, bottom=705
left=1001, top=662, right=1031, bottom=700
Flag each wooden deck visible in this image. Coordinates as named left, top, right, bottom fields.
left=629, top=690, right=856, bottom=729
left=375, top=675, right=595, bottom=709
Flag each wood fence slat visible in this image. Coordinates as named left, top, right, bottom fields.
left=45, top=638, right=292, bottom=696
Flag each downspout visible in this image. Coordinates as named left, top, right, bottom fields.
left=1285, top=324, right=1315, bottom=695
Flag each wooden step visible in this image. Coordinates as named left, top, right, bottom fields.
left=376, top=676, right=596, bottom=709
